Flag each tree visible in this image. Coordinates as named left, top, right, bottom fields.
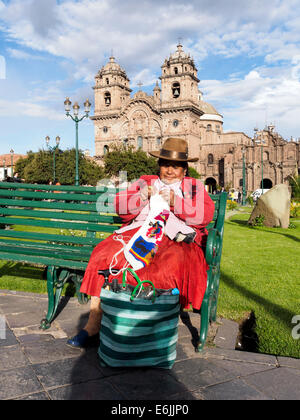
left=55, top=149, right=104, bottom=186
left=288, top=174, right=300, bottom=200
left=188, top=167, right=201, bottom=179
left=23, top=150, right=53, bottom=184
left=104, top=144, right=158, bottom=181
left=14, top=151, right=35, bottom=179
left=15, top=149, right=105, bottom=186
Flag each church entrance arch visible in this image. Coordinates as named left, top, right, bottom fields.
left=260, top=178, right=273, bottom=189
left=205, top=177, right=217, bottom=193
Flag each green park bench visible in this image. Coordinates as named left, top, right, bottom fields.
left=0, top=181, right=226, bottom=351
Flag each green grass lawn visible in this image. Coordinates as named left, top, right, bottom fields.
left=219, top=212, right=300, bottom=358
left=0, top=212, right=299, bottom=358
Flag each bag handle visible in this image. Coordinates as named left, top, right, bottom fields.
left=122, top=268, right=142, bottom=288
left=131, top=280, right=156, bottom=303
left=122, top=268, right=156, bottom=303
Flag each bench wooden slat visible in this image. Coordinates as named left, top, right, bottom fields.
left=0, top=181, right=118, bottom=194
left=0, top=217, right=119, bottom=233
left=0, top=198, right=106, bottom=213
left=0, top=251, right=88, bottom=270
left=0, top=229, right=102, bottom=246
left=0, top=238, right=94, bottom=254
left=0, top=189, right=100, bottom=202
left=0, top=187, right=117, bottom=204
left=0, top=207, right=122, bottom=224
left=1, top=243, right=92, bottom=262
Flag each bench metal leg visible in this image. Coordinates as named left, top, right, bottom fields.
left=40, top=267, right=69, bottom=330
left=210, top=284, right=219, bottom=323
left=69, top=272, right=89, bottom=305
left=197, top=295, right=210, bottom=352
left=40, top=268, right=89, bottom=330
left=197, top=266, right=219, bottom=352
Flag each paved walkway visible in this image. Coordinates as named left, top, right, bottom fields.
left=0, top=289, right=299, bottom=401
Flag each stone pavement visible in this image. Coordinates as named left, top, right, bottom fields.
left=0, top=289, right=299, bottom=401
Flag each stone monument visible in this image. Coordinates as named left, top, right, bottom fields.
left=248, top=184, right=291, bottom=228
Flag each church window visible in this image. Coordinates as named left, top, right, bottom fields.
left=207, top=124, right=212, bottom=131
left=104, top=92, right=111, bottom=106
left=156, top=137, right=161, bottom=147
left=137, top=136, right=143, bottom=149
left=106, top=78, right=109, bottom=85
left=208, top=154, right=214, bottom=165
left=173, top=119, right=179, bottom=127
left=103, top=126, right=108, bottom=133
left=174, top=67, right=178, bottom=75
left=172, top=82, right=180, bottom=98
left=103, top=145, right=109, bottom=155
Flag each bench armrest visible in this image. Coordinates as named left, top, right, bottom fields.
left=205, top=227, right=222, bottom=266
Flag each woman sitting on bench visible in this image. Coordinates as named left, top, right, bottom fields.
left=67, top=138, right=215, bottom=348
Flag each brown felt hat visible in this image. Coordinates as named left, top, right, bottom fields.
left=149, top=138, right=199, bottom=162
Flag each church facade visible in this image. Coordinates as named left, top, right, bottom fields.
left=91, top=44, right=300, bottom=193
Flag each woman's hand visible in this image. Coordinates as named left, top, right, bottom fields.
left=159, top=189, right=175, bottom=206
left=140, top=185, right=158, bottom=202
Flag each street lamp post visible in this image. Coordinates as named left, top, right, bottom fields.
left=64, top=97, right=91, bottom=186
left=2, top=159, right=6, bottom=180
left=46, top=136, right=60, bottom=183
left=10, top=149, right=14, bottom=178
left=242, top=146, right=246, bottom=206
left=255, top=136, right=266, bottom=195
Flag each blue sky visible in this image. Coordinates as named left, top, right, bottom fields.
left=1, top=0, right=300, bottom=156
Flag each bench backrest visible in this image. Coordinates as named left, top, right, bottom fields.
left=0, top=182, right=121, bottom=248
left=207, top=192, right=227, bottom=232
left=0, top=181, right=226, bottom=248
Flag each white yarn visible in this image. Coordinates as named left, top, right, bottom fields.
left=109, top=235, right=130, bottom=276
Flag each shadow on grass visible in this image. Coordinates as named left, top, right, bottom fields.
left=221, top=271, right=295, bottom=329
left=228, top=218, right=300, bottom=243
left=0, top=261, right=44, bottom=280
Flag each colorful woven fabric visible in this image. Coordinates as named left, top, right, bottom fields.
left=123, top=194, right=170, bottom=270
left=98, top=288, right=180, bottom=369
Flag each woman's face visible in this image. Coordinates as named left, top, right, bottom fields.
left=159, top=159, right=187, bottom=184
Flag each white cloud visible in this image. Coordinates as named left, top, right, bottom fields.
left=202, top=59, right=300, bottom=139
left=1, top=0, right=299, bottom=73
left=1, top=0, right=300, bottom=141
left=7, top=48, right=46, bottom=60
left=0, top=98, right=64, bottom=120
left=131, top=69, right=157, bottom=88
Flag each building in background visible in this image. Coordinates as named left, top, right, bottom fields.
left=91, top=44, right=300, bottom=193
left=0, top=154, right=26, bottom=181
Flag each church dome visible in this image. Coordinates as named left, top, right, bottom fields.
left=169, top=43, right=190, bottom=61
left=166, top=43, right=197, bottom=70
left=199, top=101, right=219, bottom=115
left=98, top=56, right=128, bottom=79
left=198, top=91, right=223, bottom=122
left=199, top=100, right=223, bottom=122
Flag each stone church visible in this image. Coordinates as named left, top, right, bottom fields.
left=91, top=44, right=300, bottom=193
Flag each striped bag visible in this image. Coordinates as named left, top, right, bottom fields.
left=98, top=268, right=180, bottom=369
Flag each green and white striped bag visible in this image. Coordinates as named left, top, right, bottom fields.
left=98, top=268, right=180, bottom=369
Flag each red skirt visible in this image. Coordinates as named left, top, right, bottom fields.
left=80, top=228, right=209, bottom=310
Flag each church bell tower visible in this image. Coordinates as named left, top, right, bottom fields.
left=160, top=43, right=200, bottom=108
left=93, top=55, right=131, bottom=114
